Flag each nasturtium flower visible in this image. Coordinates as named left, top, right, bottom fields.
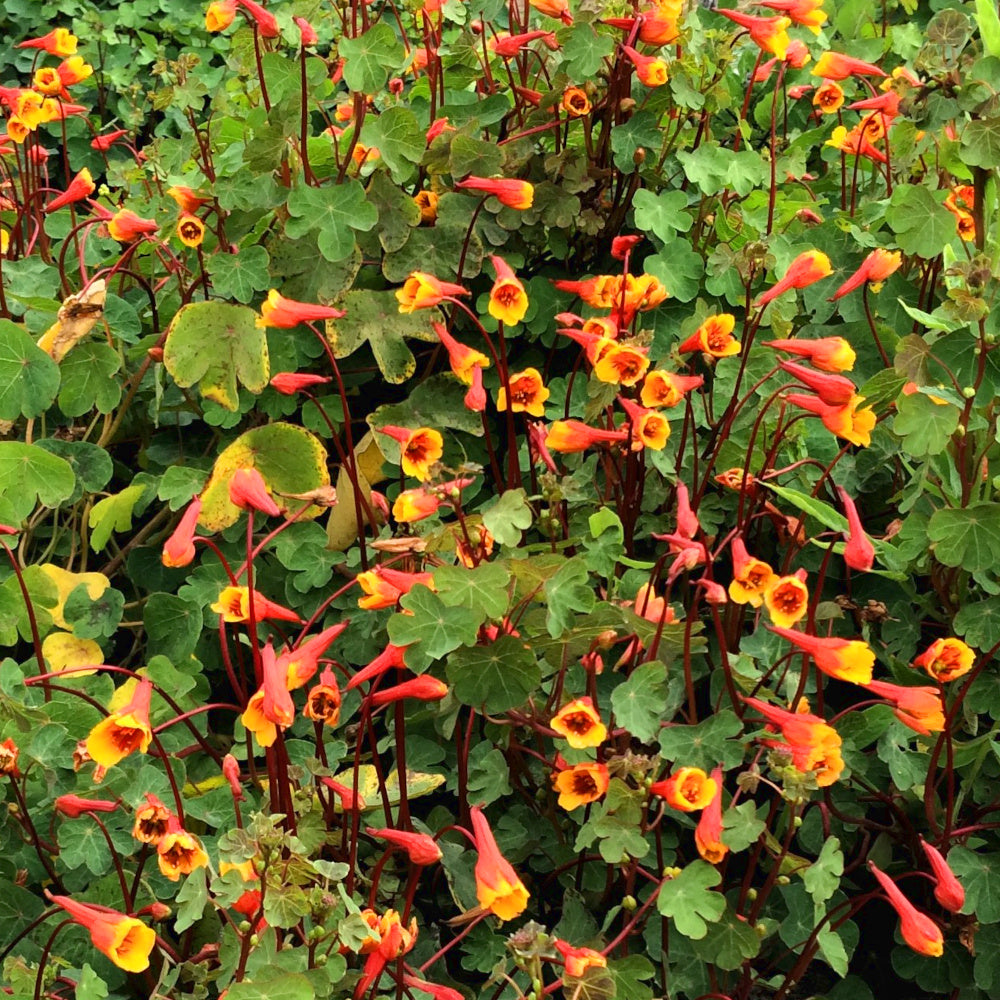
left=280, top=622, right=349, bottom=690
left=211, top=586, right=302, bottom=624
left=453, top=176, right=534, bottom=209
left=55, top=794, right=119, bottom=819
left=593, top=343, right=650, bottom=386
left=812, top=51, right=887, bottom=80
left=259, top=289, right=345, bottom=328
left=356, top=566, right=435, bottom=611
left=831, top=248, right=902, bottom=301
left=550, top=697, right=607, bottom=748
left=369, top=675, right=448, bottom=707
left=161, top=496, right=202, bottom=568
left=496, top=368, right=550, bottom=416
left=812, top=79, right=844, bottom=113
left=107, top=209, right=158, bottom=243
left=18, top=27, right=78, bottom=56
left=413, top=189, right=438, bottom=224
left=166, top=186, right=211, bottom=213
left=838, top=486, right=875, bottom=571
left=46, top=894, right=156, bottom=972
left=552, top=762, right=610, bottom=810
left=396, top=272, right=469, bottom=313
left=763, top=336, right=856, bottom=372
left=786, top=392, right=876, bottom=446
left=303, top=668, right=342, bottom=726
left=694, top=766, right=728, bottom=863
left=640, top=370, right=703, bottom=408
left=176, top=213, right=205, bottom=248
left=769, top=624, right=876, bottom=685
left=913, top=637, right=974, bottom=683
left=470, top=806, right=530, bottom=920
left=529, top=0, right=573, bottom=23
left=758, top=0, right=826, bottom=33
left=763, top=575, right=809, bottom=628
left=86, top=679, right=154, bottom=769
left=229, top=467, right=281, bottom=517
left=377, top=425, right=444, bottom=481
left=755, top=251, right=832, bottom=308
left=619, top=396, right=670, bottom=450
left=825, top=124, right=887, bottom=163
left=57, top=56, right=93, bottom=89
left=269, top=372, right=331, bottom=395
left=605, top=3, right=680, bottom=45
left=716, top=9, right=791, bottom=59
left=623, top=46, right=669, bottom=86
left=545, top=419, right=629, bottom=453
left=158, top=815, right=209, bottom=880
left=205, top=0, right=237, bottom=31
left=432, top=321, right=490, bottom=384
left=132, top=793, right=172, bottom=845
left=553, top=939, right=607, bottom=976
left=32, top=67, right=63, bottom=96
left=650, top=766, right=717, bottom=812
left=677, top=313, right=739, bottom=357
left=729, top=538, right=777, bottom=607
left=920, top=838, right=965, bottom=913
left=488, top=255, right=529, bottom=325
left=868, top=862, right=944, bottom=957
left=367, top=826, right=442, bottom=866
left=561, top=87, right=591, bottom=116
left=864, top=679, right=945, bottom=734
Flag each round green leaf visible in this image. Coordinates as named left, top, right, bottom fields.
left=0, top=320, right=59, bottom=419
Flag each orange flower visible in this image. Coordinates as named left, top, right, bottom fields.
left=763, top=575, right=809, bottom=628
left=356, top=566, right=435, bottom=610
left=270, top=372, right=331, bottom=395
left=367, top=826, right=442, bottom=865
left=729, top=538, right=777, bottom=607
left=758, top=0, right=827, bottom=34
left=0, top=738, right=20, bottom=776
left=369, top=675, right=448, bottom=707
left=107, top=209, right=158, bottom=243
left=605, top=4, right=680, bottom=46
left=229, top=468, right=281, bottom=517
left=210, top=586, right=302, bottom=624
left=206, top=0, right=238, bottom=30
left=431, top=322, right=490, bottom=384
left=44, top=169, right=95, bottom=215
left=489, top=256, right=529, bottom=325
left=868, top=862, right=943, bottom=957
left=619, top=397, right=670, bottom=450
left=496, top=368, right=550, bottom=416
left=392, top=488, right=442, bottom=523
left=529, top=0, right=574, bottom=22
left=157, top=815, right=209, bottom=880
left=545, top=420, right=629, bottom=453
left=280, top=622, right=349, bottom=689
left=396, top=272, right=469, bottom=313
left=640, top=371, right=703, bottom=407
left=779, top=360, right=856, bottom=405
left=553, top=939, right=607, bottom=977
left=954, top=211, right=975, bottom=242
left=377, top=425, right=444, bottom=481
left=470, top=806, right=530, bottom=920
left=694, top=766, right=728, bottom=863
left=812, top=80, right=844, bottom=113
left=650, top=766, right=717, bottom=811
left=176, top=214, right=205, bottom=248
left=913, top=637, right=974, bottom=683
left=716, top=10, right=791, bottom=59
left=454, top=176, right=534, bottom=209
left=742, top=696, right=842, bottom=752
left=235, top=0, right=280, bottom=38
left=920, top=838, right=965, bottom=913
left=86, top=679, right=154, bottom=769
left=769, top=624, right=876, bottom=684
left=259, top=289, right=345, bottom=328
left=763, top=336, right=856, bottom=372
left=561, top=87, right=591, bottom=117
left=812, top=51, right=887, bottom=80
left=55, top=794, right=118, bottom=818
left=838, top=486, right=875, bottom=571
left=830, top=248, right=901, bottom=300
left=552, top=762, right=610, bottom=810
left=132, top=793, right=172, bottom=845
left=825, top=124, right=887, bottom=164
left=551, top=697, right=607, bottom=748
left=785, top=392, right=876, bottom=446
left=403, top=977, right=463, bottom=1000
left=593, top=344, right=650, bottom=386
left=166, top=186, right=212, bottom=213
left=161, top=497, right=202, bottom=568
left=413, top=190, right=439, bottom=224
left=755, top=251, right=832, bottom=308
left=864, top=679, right=945, bottom=734
left=677, top=314, right=740, bottom=357
left=18, top=28, right=78, bottom=56
left=303, top=667, right=342, bottom=726
left=57, top=56, right=93, bottom=89
left=623, top=46, right=669, bottom=87
left=242, top=643, right=295, bottom=748
left=46, top=894, right=156, bottom=972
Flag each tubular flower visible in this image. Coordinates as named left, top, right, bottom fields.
left=32, top=67, right=63, bottom=97
left=729, top=538, right=778, bottom=607
left=57, top=56, right=93, bottom=90
left=641, top=370, right=703, bottom=408
left=157, top=815, right=209, bottom=880
left=812, top=80, right=844, bottom=114
left=553, top=939, right=608, bottom=977
left=623, top=46, right=669, bottom=86
left=864, top=679, right=945, bottom=735
left=650, top=766, right=718, bottom=812
left=545, top=420, right=629, bottom=453
left=755, top=251, right=832, bottom=308
left=91, top=128, right=129, bottom=151
left=551, top=697, right=607, bottom=748
left=206, top=0, right=238, bottom=30
left=742, top=695, right=843, bottom=752
left=303, top=668, right=342, bottom=726
left=920, top=839, right=965, bottom=913
left=166, top=186, right=211, bottom=213
left=530, top=0, right=574, bottom=23
left=454, top=176, right=534, bottom=209
left=176, top=214, right=205, bottom=248
left=107, top=209, right=158, bottom=243
left=242, top=645, right=295, bottom=748
left=758, top=0, right=827, bottom=33
left=259, top=289, right=345, bottom=328
left=830, top=248, right=902, bottom=300
left=825, top=124, right=887, bottom=164
left=86, top=679, right=154, bottom=769
left=322, top=777, right=366, bottom=811
left=695, top=767, right=728, bottom=863
left=561, top=87, right=591, bottom=117
left=432, top=322, right=489, bottom=384
left=280, top=622, right=349, bottom=689
left=377, top=425, right=444, bottom=481
left=55, top=794, right=119, bottom=819
left=763, top=336, right=855, bottom=373
left=785, top=392, right=877, bottom=446
left=270, top=372, right=331, bottom=394
left=914, top=638, right=974, bottom=683
left=489, top=256, right=529, bottom=325
left=716, top=10, right=791, bottom=59
left=132, top=793, right=173, bottom=845
left=769, top=624, right=875, bottom=684
left=763, top=575, right=809, bottom=628
left=396, top=272, right=469, bottom=312
left=346, top=643, right=408, bottom=690
left=392, top=488, right=442, bottom=523
left=161, top=496, right=202, bottom=568
left=594, top=344, right=651, bottom=386
left=838, top=486, right=875, bottom=571
left=618, top=397, right=670, bottom=450
left=868, top=862, right=944, bottom=957
left=779, top=360, right=857, bottom=405
left=813, top=51, right=887, bottom=80
left=552, top=275, right=620, bottom=309
left=403, top=977, right=464, bottom=1000
left=229, top=467, right=281, bottom=517
left=19, top=28, right=78, bottom=56
left=606, top=4, right=680, bottom=46
left=496, top=368, right=550, bottom=416
left=370, top=675, right=449, bottom=707
left=489, top=30, right=559, bottom=57
left=46, top=894, right=156, bottom=972
left=470, top=806, right=530, bottom=920
left=552, top=762, right=610, bottom=810
left=45, top=168, right=94, bottom=213
left=211, top=586, right=302, bottom=623
left=235, top=0, right=280, bottom=37
left=367, top=826, right=442, bottom=865
left=677, top=313, right=740, bottom=357
left=631, top=583, right=672, bottom=625
left=558, top=327, right=616, bottom=365
left=357, top=566, right=435, bottom=610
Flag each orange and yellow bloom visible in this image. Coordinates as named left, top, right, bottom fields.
left=470, top=806, right=530, bottom=920
left=86, top=679, right=154, bottom=769
left=377, top=425, right=445, bottom=481
left=728, top=538, right=778, bottom=607
left=868, top=862, right=944, bottom=957
left=769, top=624, right=875, bottom=684
left=812, top=51, right=887, bottom=80
left=763, top=575, right=809, bottom=628
left=47, top=894, right=156, bottom=972
left=396, top=272, right=469, bottom=313
left=914, top=637, right=974, bottom=683
left=157, top=815, right=209, bottom=880
left=303, top=668, right=342, bottom=726
left=677, top=314, right=740, bottom=357
left=716, top=10, right=791, bottom=59
left=545, top=420, right=629, bottom=453
left=755, top=251, right=832, bottom=308
left=454, top=176, right=534, bottom=209
left=830, top=248, right=901, bottom=300
left=864, top=679, right=945, bottom=735
left=694, top=767, right=728, bottom=863
left=593, top=343, right=650, bottom=386
left=496, top=368, right=550, bottom=416
left=259, top=289, right=345, bottom=328
left=550, top=697, right=607, bottom=748
left=488, top=256, right=529, bottom=325
left=552, top=762, right=610, bottom=810
left=211, top=586, right=302, bottom=624
left=763, top=336, right=856, bottom=372
left=640, top=370, right=703, bottom=408
left=650, top=766, right=717, bottom=812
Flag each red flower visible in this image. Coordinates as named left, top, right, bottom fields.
left=270, top=372, right=332, bottom=395
left=259, top=289, right=345, bottom=328
left=368, top=675, right=449, bottom=707
left=346, top=643, right=408, bottom=690
left=280, top=622, right=349, bottom=689
left=545, top=419, right=629, bottom=453
left=55, top=794, right=119, bottom=818
left=162, top=496, right=202, bottom=568
left=830, top=248, right=902, bottom=300
left=754, top=250, right=832, bottom=308
left=454, top=176, right=534, bottom=209
left=235, top=0, right=280, bottom=37
left=812, top=51, right=887, bottom=80
left=107, top=209, right=158, bottom=243
left=45, top=893, right=156, bottom=972
left=779, top=360, right=856, bottom=405
left=920, top=838, right=965, bottom=913
left=470, top=806, right=529, bottom=920
left=322, top=777, right=366, bottom=811
left=768, top=624, right=875, bottom=684
left=403, top=976, right=464, bottom=1000
left=868, top=862, right=944, bottom=957
left=45, top=168, right=95, bottom=213
left=293, top=16, right=318, bottom=44
left=367, top=826, right=443, bottom=865
left=18, top=28, right=78, bottom=57
left=716, top=9, right=791, bottom=58
left=763, top=336, right=856, bottom=373
left=863, top=679, right=945, bottom=735
left=229, top=468, right=281, bottom=517
left=91, top=129, right=129, bottom=152
left=694, top=767, right=728, bottom=863
left=838, top=486, right=875, bottom=571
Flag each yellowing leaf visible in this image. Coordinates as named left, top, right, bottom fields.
left=325, top=430, right=387, bottom=551
left=41, top=632, right=103, bottom=676
left=326, top=765, right=444, bottom=811
left=39, top=564, right=110, bottom=630
left=36, top=279, right=107, bottom=363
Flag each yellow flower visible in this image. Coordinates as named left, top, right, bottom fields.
left=496, top=368, right=549, bottom=416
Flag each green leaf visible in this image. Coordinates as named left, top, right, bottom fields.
left=676, top=144, right=768, bottom=197
left=64, top=583, right=124, bottom=640
left=559, top=22, right=614, bottom=77
left=658, top=711, right=744, bottom=770
left=207, top=246, right=272, bottom=304
left=973, top=923, right=1000, bottom=991
left=954, top=597, right=1000, bottom=648
left=466, top=742, right=513, bottom=804
left=545, top=557, right=596, bottom=638
left=227, top=974, right=315, bottom=1000
left=803, top=837, right=843, bottom=904
left=446, top=635, right=540, bottom=712
left=692, top=909, right=760, bottom=970
left=338, top=23, right=402, bottom=94
left=76, top=965, right=108, bottom=1000
left=656, top=861, right=726, bottom=939
left=927, top=503, right=1000, bottom=573
left=173, top=873, right=209, bottom=933
left=605, top=956, right=654, bottom=1000
left=576, top=780, right=650, bottom=862
left=144, top=593, right=204, bottom=662
left=157, top=465, right=210, bottom=510
left=58, top=343, right=122, bottom=416
left=263, top=883, right=312, bottom=929
left=163, top=301, right=269, bottom=412
left=610, top=661, right=668, bottom=743
left=646, top=240, right=704, bottom=302
left=585, top=507, right=625, bottom=579
left=976, top=0, right=1000, bottom=57
left=366, top=107, right=423, bottom=181
left=382, top=222, right=483, bottom=285
left=0, top=320, right=59, bottom=418
left=388, top=586, right=483, bottom=671
left=35, top=439, right=112, bottom=501
left=88, top=484, right=147, bottom=553
left=285, top=181, right=378, bottom=262
left=449, top=134, right=503, bottom=180
left=482, top=489, right=533, bottom=547
left=961, top=117, right=1000, bottom=169
left=366, top=171, right=421, bottom=253
left=885, top=185, right=956, bottom=258
left=631, top=190, right=692, bottom=241
left=721, top=801, right=766, bottom=852
left=947, top=847, right=1000, bottom=920
left=0, top=442, right=75, bottom=522
left=434, top=562, right=511, bottom=619
left=892, top=392, right=960, bottom=457
left=764, top=483, right=847, bottom=532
